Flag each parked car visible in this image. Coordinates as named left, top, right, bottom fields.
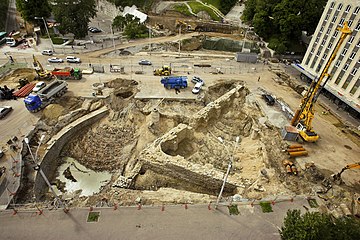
left=262, top=94, right=275, bottom=106
left=33, top=82, right=46, bottom=93
left=42, top=50, right=53, bottom=56
left=66, top=56, right=81, bottom=63
left=48, top=57, right=63, bottom=63
left=88, top=27, right=102, bottom=33
left=192, top=76, right=204, bottom=85
left=138, top=59, right=152, bottom=65
left=192, top=82, right=203, bottom=94
left=0, top=106, right=12, bottom=119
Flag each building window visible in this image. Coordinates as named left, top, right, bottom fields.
left=350, top=78, right=360, bottom=94
left=325, top=14, right=330, bottom=21
left=316, top=64, right=322, bottom=72
left=316, top=50, right=321, bottom=57
left=327, top=42, right=333, bottom=49
left=345, top=5, right=351, bottom=13
left=331, top=16, right=337, bottom=23
left=335, top=74, right=343, bottom=84
left=330, top=2, right=335, bottom=9
left=310, top=47, right=315, bottom=54
left=320, top=26, right=324, bottom=33
left=339, top=18, right=345, bottom=25
left=351, top=68, right=358, bottom=76
left=337, top=3, right=343, bottom=11
left=333, top=31, right=339, bottom=38
left=341, top=48, right=348, bottom=56
left=315, top=37, right=319, bottom=43
left=348, top=20, right=353, bottom=27
left=326, top=28, right=331, bottom=35
left=335, top=60, right=341, bottom=67
left=354, top=7, right=360, bottom=14
left=349, top=52, right=356, bottom=60
left=355, top=22, right=360, bottom=31
left=321, top=39, right=326, bottom=46
left=349, top=36, right=355, bottom=43
left=322, top=53, right=328, bottom=60
left=357, top=39, right=360, bottom=47
left=343, top=63, right=349, bottom=71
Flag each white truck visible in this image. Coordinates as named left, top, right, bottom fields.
left=24, top=80, right=68, bottom=112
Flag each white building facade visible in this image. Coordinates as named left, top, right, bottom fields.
left=296, top=0, right=360, bottom=117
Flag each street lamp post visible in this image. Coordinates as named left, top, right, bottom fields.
left=34, top=17, right=54, bottom=52
left=215, top=136, right=240, bottom=209
left=24, top=136, right=68, bottom=212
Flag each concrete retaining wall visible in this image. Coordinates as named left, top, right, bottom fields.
left=34, top=107, right=109, bottom=199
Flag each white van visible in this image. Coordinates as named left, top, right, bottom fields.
left=41, top=50, right=53, bottom=56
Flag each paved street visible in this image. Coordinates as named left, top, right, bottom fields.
left=0, top=199, right=310, bottom=240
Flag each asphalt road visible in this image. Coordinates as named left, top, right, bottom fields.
left=5, top=0, right=17, bottom=33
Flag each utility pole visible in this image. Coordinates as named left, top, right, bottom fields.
left=149, top=27, right=152, bottom=55
left=178, top=26, right=181, bottom=56
left=34, top=17, right=54, bottom=52
left=25, top=136, right=68, bottom=213
left=215, top=136, right=240, bottom=209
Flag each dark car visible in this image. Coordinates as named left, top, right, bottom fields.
left=262, top=94, right=275, bottom=106
left=191, top=76, right=204, bottom=85
left=0, top=106, right=12, bottom=119
left=138, top=59, right=152, bottom=65
left=88, top=27, right=102, bottom=33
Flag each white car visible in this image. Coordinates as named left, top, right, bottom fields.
left=33, top=82, right=46, bottom=92
left=192, top=82, right=203, bottom=94
left=48, top=57, right=63, bottom=63
left=66, top=56, right=81, bottom=63
left=41, top=50, right=53, bottom=56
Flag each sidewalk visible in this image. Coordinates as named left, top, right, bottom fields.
left=0, top=197, right=312, bottom=240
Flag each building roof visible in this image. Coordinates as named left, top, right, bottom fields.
left=122, top=5, right=147, bottom=23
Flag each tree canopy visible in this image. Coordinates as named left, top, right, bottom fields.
left=112, top=15, right=147, bottom=39
left=52, top=0, right=97, bottom=38
left=242, top=0, right=327, bottom=53
left=16, top=0, right=51, bottom=24
left=280, top=209, right=360, bottom=240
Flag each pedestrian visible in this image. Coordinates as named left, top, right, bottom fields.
left=258, top=76, right=260, bottom=82
left=175, top=87, right=180, bottom=94
left=9, top=56, right=14, bottom=63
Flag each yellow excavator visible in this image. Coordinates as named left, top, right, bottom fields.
left=332, top=162, right=360, bottom=183
left=32, top=55, right=53, bottom=80
left=291, top=22, right=352, bottom=142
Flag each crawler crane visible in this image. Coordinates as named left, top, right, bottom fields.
left=291, top=22, right=352, bottom=142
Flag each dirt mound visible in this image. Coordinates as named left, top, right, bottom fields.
left=43, top=104, right=65, bottom=121
left=1, top=68, right=36, bottom=83
left=105, top=78, right=138, bottom=89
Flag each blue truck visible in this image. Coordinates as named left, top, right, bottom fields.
left=160, top=76, right=188, bottom=89
left=24, top=80, right=68, bottom=112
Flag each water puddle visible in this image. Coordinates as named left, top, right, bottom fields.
left=56, top=157, right=112, bottom=197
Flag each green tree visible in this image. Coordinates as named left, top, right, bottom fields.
left=112, top=15, right=126, bottom=30
left=123, top=18, right=147, bottom=39
left=280, top=209, right=360, bottom=240
left=52, top=0, right=97, bottom=38
left=219, top=0, right=237, bottom=15
left=242, top=0, right=256, bottom=22
left=16, top=0, right=51, bottom=24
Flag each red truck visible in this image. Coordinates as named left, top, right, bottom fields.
left=52, top=67, right=82, bottom=80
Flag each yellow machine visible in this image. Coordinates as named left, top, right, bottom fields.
left=153, top=65, right=172, bottom=76
left=291, top=22, right=352, bottom=142
left=32, top=55, right=52, bottom=80
left=332, top=162, right=360, bottom=183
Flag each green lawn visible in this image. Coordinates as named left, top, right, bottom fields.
left=0, top=0, right=9, bottom=31
left=202, top=0, right=221, bottom=9
left=188, top=1, right=221, bottom=21
left=174, top=4, right=192, bottom=16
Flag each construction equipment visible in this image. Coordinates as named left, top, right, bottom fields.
left=332, top=162, right=360, bottom=183
left=52, top=67, right=82, bottom=80
left=32, top=55, right=53, bottom=80
left=290, top=22, right=352, bottom=142
left=154, top=65, right=172, bottom=76
left=160, top=76, right=188, bottom=89
left=24, top=80, right=68, bottom=112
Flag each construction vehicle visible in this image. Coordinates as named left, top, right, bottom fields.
left=160, top=76, right=188, bottom=89
left=332, top=162, right=360, bottom=183
left=290, top=23, right=352, bottom=142
left=154, top=65, right=172, bottom=76
left=52, top=67, right=82, bottom=80
left=33, top=55, right=53, bottom=80
left=24, top=80, right=68, bottom=112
